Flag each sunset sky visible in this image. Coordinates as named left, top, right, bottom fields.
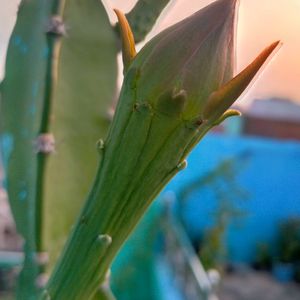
left=0, top=0, right=299, bottom=108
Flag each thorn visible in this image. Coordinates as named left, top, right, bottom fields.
left=35, top=252, right=49, bottom=266
left=97, top=234, right=112, bottom=246
left=96, top=139, right=105, bottom=151
left=34, top=133, right=55, bottom=154
left=46, top=15, right=66, bottom=36
left=36, top=273, right=49, bottom=289
left=202, top=41, right=281, bottom=121
left=177, top=160, right=188, bottom=171
left=133, top=103, right=139, bottom=111
left=114, top=9, right=137, bottom=73
left=195, top=119, right=204, bottom=126
left=133, top=102, right=153, bottom=114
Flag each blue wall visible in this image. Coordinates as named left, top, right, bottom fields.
left=164, top=133, right=300, bottom=263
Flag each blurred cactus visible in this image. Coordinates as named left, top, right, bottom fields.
left=42, top=0, right=118, bottom=270
left=0, top=1, right=55, bottom=297
left=126, top=0, right=172, bottom=43
left=0, top=0, right=279, bottom=299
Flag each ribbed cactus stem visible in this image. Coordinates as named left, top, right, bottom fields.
left=14, top=1, right=67, bottom=298
left=42, top=0, right=119, bottom=271
left=44, top=76, right=209, bottom=298
left=17, top=1, right=66, bottom=298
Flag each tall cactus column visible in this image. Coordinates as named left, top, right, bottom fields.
left=0, top=0, right=59, bottom=297
left=18, top=0, right=66, bottom=297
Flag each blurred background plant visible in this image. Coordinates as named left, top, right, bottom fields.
left=177, top=158, right=249, bottom=272
left=272, top=217, right=300, bottom=282
left=277, top=218, right=300, bottom=264
left=252, top=242, right=273, bottom=271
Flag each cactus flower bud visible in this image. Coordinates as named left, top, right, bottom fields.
left=117, top=0, right=279, bottom=124
left=131, top=0, right=237, bottom=118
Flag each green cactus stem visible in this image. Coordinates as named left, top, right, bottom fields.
left=126, top=0, right=173, bottom=43
left=2, top=0, right=118, bottom=297
left=35, top=0, right=66, bottom=254
left=44, top=1, right=279, bottom=298
left=1, top=0, right=50, bottom=254
left=42, top=0, right=118, bottom=270
left=0, top=0, right=59, bottom=297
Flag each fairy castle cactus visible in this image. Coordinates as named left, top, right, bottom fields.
left=0, top=0, right=279, bottom=299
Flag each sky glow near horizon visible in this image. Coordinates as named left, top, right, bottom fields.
left=0, top=0, right=299, bottom=108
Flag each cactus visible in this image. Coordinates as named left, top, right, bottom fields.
left=0, top=0, right=279, bottom=299
left=0, top=0, right=178, bottom=297
left=44, top=1, right=279, bottom=299
left=42, top=0, right=174, bottom=272
left=0, top=1, right=55, bottom=297
left=42, top=0, right=118, bottom=269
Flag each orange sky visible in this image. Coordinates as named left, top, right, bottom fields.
left=1, top=0, right=299, bottom=108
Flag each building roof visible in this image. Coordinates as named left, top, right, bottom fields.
left=244, top=98, right=300, bottom=123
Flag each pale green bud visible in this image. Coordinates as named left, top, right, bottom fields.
left=130, top=0, right=238, bottom=119
left=118, top=0, right=279, bottom=124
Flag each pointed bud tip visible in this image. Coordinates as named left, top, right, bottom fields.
left=113, top=8, right=124, bottom=25
left=114, top=8, right=137, bottom=73
left=202, top=39, right=281, bottom=121
left=263, top=40, right=282, bottom=56
left=272, top=40, right=282, bottom=47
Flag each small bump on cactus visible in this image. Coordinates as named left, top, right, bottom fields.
left=156, top=89, right=187, bottom=117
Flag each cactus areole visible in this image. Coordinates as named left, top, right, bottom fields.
left=45, top=0, right=279, bottom=298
